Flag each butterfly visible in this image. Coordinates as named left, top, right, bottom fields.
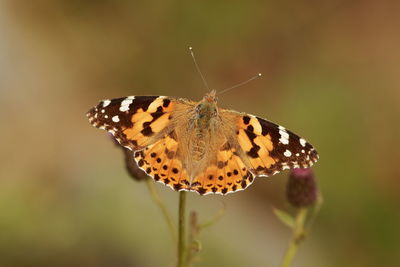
left=87, top=90, right=319, bottom=195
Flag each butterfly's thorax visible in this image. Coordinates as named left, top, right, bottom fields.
left=191, top=101, right=219, bottom=161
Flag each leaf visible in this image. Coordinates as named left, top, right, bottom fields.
left=273, top=208, right=295, bottom=229
left=191, top=239, right=202, bottom=253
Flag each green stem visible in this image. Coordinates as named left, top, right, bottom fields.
left=145, top=179, right=176, bottom=242
left=280, top=208, right=308, bottom=267
left=186, top=211, right=199, bottom=266
left=178, top=191, right=187, bottom=267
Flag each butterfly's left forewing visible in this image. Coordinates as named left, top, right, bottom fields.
left=87, top=96, right=178, bottom=151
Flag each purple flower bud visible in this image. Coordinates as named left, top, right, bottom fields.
left=286, top=168, right=317, bottom=207
left=109, top=134, right=149, bottom=181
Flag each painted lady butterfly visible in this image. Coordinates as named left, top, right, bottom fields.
left=87, top=91, right=319, bottom=195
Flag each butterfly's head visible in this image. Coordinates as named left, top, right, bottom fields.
left=203, top=89, right=217, bottom=103
left=195, top=90, right=218, bottom=120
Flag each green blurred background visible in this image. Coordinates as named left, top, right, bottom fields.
left=1, top=1, right=399, bottom=266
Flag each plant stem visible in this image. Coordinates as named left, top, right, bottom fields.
left=178, top=191, right=187, bottom=267
left=145, top=179, right=176, bottom=242
left=186, top=211, right=200, bottom=266
left=280, top=208, right=308, bottom=267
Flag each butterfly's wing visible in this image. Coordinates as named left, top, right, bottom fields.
left=87, top=96, right=319, bottom=196
left=133, top=130, right=192, bottom=191
left=187, top=110, right=318, bottom=195
left=87, top=95, right=195, bottom=190
left=188, top=140, right=256, bottom=195
left=227, top=110, right=319, bottom=176
left=87, top=96, right=182, bottom=150
left=186, top=111, right=319, bottom=195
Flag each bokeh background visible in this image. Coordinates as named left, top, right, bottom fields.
left=1, top=1, right=399, bottom=266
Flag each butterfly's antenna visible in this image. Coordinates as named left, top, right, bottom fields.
left=189, top=47, right=211, bottom=91
left=217, top=73, right=262, bottom=96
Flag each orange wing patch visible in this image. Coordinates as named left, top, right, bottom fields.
left=237, top=115, right=277, bottom=172
left=134, top=131, right=191, bottom=191
left=122, top=97, right=175, bottom=149
left=190, top=142, right=254, bottom=195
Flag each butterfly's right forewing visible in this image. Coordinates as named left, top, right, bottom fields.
left=231, top=112, right=319, bottom=177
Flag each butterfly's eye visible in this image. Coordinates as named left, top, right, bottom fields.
left=211, top=108, right=218, bottom=117
left=195, top=104, right=205, bottom=119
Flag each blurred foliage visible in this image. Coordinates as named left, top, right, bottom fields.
left=1, top=0, right=399, bottom=266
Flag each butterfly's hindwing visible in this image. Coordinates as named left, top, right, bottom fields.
left=133, top=130, right=191, bottom=191
left=193, top=141, right=255, bottom=195
left=87, top=96, right=175, bottom=150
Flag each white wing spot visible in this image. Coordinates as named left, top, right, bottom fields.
left=112, top=115, right=120, bottom=122
left=301, top=149, right=305, bottom=153
left=120, top=97, right=134, bottom=112
left=296, top=153, right=300, bottom=156
left=102, top=100, right=111, bottom=107
left=281, top=163, right=290, bottom=170
left=284, top=150, right=292, bottom=157
left=279, top=127, right=289, bottom=145
left=300, top=138, right=306, bottom=147
left=104, top=115, right=108, bottom=119
left=101, top=109, right=105, bottom=113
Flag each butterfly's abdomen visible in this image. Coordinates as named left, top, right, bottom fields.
left=192, top=130, right=207, bottom=161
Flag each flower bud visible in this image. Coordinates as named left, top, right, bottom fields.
left=286, top=168, right=317, bottom=207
